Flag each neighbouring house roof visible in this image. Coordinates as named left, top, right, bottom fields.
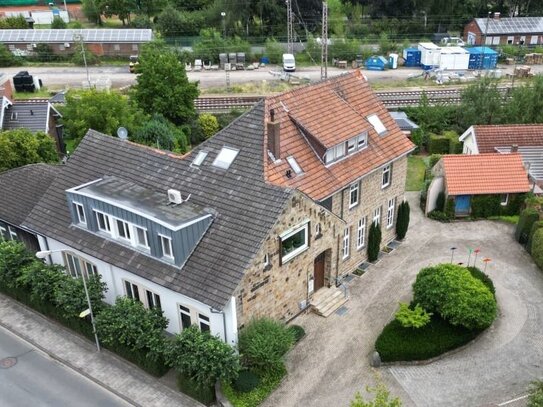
left=389, top=111, right=420, bottom=131
left=0, top=163, right=60, bottom=227
left=2, top=100, right=60, bottom=133
left=49, top=91, right=66, bottom=105
left=474, top=17, right=543, bottom=35
left=495, top=146, right=543, bottom=181
left=0, top=29, right=153, bottom=43
left=461, top=124, right=543, bottom=153
left=442, top=153, right=530, bottom=195
left=265, top=71, right=415, bottom=201
left=23, top=103, right=293, bottom=310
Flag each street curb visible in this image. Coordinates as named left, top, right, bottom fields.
left=0, top=297, right=140, bottom=407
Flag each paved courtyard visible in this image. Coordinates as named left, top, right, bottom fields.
left=262, top=192, right=543, bottom=407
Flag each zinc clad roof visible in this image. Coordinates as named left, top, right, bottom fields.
left=265, top=71, right=415, bottom=201
left=0, top=29, right=153, bottom=43
left=472, top=124, right=543, bottom=153
left=474, top=17, right=543, bottom=35
left=443, top=153, right=530, bottom=195
left=23, top=103, right=292, bottom=309
left=0, top=163, right=60, bottom=226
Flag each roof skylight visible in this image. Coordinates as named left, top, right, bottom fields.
left=286, top=156, right=303, bottom=175
left=192, top=150, right=208, bottom=167
left=212, top=147, right=239, bottom=170
left=367, top=114, right=387, bottom=136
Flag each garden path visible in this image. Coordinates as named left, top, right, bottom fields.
left=262, top=192, right=543, bottom=407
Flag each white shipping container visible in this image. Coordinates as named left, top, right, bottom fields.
left=439, top=46, right=469, bottom=70
left=418, top=42, right=441, bottom=68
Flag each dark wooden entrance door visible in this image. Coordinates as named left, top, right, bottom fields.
left=314, top=252, right=325, bottom=292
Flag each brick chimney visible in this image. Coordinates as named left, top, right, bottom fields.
left=267, top=108, right=281, bottom=159
left=494, top=12, right=501, bottom=20
left=511, top=144, right=518, bottom=153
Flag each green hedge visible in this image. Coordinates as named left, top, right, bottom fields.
left=0, top=283, right=169, bottom=377
left=471, top=195, right=501, bottom=218
left=527, top=221, right=543, bottom=254
left=428, top=135, right=450, bottom=154
left=531, top=228, right=543, bottom=271
left=516, top=208, right=540, bottom=244
left=177, top=373, right=215, bottom=405
left=375, top=315, right=480, bottom=362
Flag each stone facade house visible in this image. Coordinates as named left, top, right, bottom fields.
left=0, top=72, right=414, bottom=343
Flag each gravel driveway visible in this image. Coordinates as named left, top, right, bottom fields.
left=262, top=192, right=543, bottom=407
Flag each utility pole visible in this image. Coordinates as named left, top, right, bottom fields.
left=286, top=0, right=293, bottom=54
left=481, top=11, right=492, bottom=72
left=321, top=2, right=328, bottom=80
left=73, top=34, right=91, bottom=89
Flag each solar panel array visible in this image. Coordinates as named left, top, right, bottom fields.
left=475, top=17, right=543, bottom=35
left=0, top=29, right=153, bottom=43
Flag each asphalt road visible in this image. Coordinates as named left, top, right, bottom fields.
left=0, top=326, right=130, bottom=407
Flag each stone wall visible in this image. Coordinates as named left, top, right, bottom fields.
left=331, top=156, right=408, bottom=275
left=235, top=191, right=344, bottom=327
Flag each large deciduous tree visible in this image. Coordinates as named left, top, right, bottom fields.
left=0, top=129, right=58, bottom=172
left=61, top=89, right=147, bottom=147
left=132, top=41, right=199, bottom=125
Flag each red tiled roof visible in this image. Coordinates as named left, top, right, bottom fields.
left=264, top=71, right=415, bottom=201
left=443, top=153, right=530, bottom=195
left=471, top=124, right=543, bottom=153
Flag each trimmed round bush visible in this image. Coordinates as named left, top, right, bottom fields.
left=232, top=370, right=260, bottom=393
left=467, top=266, right=495, bottom=296
left=413, top=264, right=497, bottom=330
left=287, top=325, right=306, bottom=343
left=238, top=318, right=295, bottom=374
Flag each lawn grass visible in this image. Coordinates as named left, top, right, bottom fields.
left=14, top=88, right=54, bottom=100
left=406, top=155, right=427, bottom=191
left=375, top=314, right=481, bottom=362
left=488, top=215, right=519, bottom=224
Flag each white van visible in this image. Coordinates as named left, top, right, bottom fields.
left=440, top=37, right=465, bottom=47
left=282, top=53, right=296, bottom=72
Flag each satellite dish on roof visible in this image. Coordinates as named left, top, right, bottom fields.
left=117, top=127, right=128, bottom=140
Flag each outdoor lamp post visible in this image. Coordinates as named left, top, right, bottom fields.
left=221, top=12, right=226, bottom=38
left=36, top=250, right=101, bottom=352
left=450, top=247, right=457, bottom=263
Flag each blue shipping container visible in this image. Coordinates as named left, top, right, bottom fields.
left=365, top=56, right=388, bottom=71
left=467, top=47, right=498, bottom=70
left=402, top=48, right=421, bottom=67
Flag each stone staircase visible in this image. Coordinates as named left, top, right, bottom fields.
left=310, top=286, right=349, bottom=317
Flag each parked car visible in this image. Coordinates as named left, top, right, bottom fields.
left=441, top=37, right=465, bottom=46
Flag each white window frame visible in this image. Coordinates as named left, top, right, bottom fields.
left=73, top=202, right=86, bottom=225
left=64, top=252, right=97, bottom=279
left=357, top=217, right=366, bottom=249
left=115, top=218, right=131, bottom=242
left=0, top=224, right=7, bottom=241
left=132, top=44, right=139, bottom=51
left=382, top=164, right=391, bottom=188
left=500, top=194, right=509, bottom=206
left=507, top=36, right=514, bottom=44
left=145, top=288, right=162, bottom=310
left=159, top=234, right=174, bottom=259
left=347, top=138, right=356, bottom=153
left=198, top=313, right=210, bottom=332
left=357, top=133, right=367, bottom=149
left=335, top=143, right=346, bottom=160
left=492, top=36, right=500, bottom=45
left=280, top=222, right=309, bottom=263
left=134, top=225, right=149, bottom=249
left=349, top=182, right=359, bottom=208
left=8, top=226, right=18, bottom=241
left=387, top=198, right=395, bottom=229
left=179, top=304, right=192, bottom=331
left=124, top=279, right=141, bottom=302
left=315, top=223, right=321, bottom=235
left=113, top=44, right=120, bottom=51
left=94, top=210, right=112, bottom=234
left=263, top=253, right=270, bottom=266
left=530, top=35, right=538, bottom=45
left=373, top=206, right=381, bottom=225
left=342, top=227, right=350, bottom=259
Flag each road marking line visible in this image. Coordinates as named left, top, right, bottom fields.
left=498, top=394, right=529, bottom=406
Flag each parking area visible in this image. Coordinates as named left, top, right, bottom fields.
left=262, top=192, right=543, bottom=407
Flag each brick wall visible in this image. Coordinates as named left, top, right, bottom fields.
left=235, top=191, right=344, bottom=327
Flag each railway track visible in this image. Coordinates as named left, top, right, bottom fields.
left=195, top=86, right=511, bottom=112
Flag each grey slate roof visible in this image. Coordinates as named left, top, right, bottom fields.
left=495, top=146, right=543, bottom=181
left=23, top=103, right=293, bottom=309
left=2, top=101, right=57, bottom=133
left=0, top=29, right=153, bottom=43
left=389, top=111, right=419, bottom=131
left=475, top=17, right=543, bottom=35
left=0, top=163, right=60, bottom=227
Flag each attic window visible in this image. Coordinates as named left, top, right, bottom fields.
left=192, top=151, right=208, bottom=167
left=367, top=114, right=387, bottom=135
left=10, top=112, right=17, bottom=121
left=212, top=147, right=239, bottom=170
left=286, top=156, right=303, bottom=175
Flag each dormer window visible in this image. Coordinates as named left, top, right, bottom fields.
left=95, top=210, right=112, bottom=234
left=325, top=132, right=368, bottom=165
left=159, top=234, right=174, bottom=259
left=367, top=114, right=387, bottom=135
left=116, top=219, right=131, bottom=241
left=73, top=202, right=86, bottom=224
